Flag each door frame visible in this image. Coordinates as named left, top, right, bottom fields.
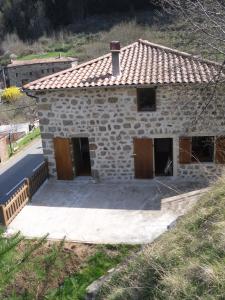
left=72, top=137, right=92, bottom=177
left=133, top=135, right=177, bottom=178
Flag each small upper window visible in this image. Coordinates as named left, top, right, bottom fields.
left=29, top=72, right=32, bottom=76
left=137, top=88, right=156, bottom=112
left=41, top=70, right=44, bottom=74
left=16, top=73, right=18, bottom=77
left=192, top=136, right=214, bottom=163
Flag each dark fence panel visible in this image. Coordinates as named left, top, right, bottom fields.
left=0, top=160, right=48, bottom=226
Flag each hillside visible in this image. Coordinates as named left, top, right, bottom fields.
left=0, top=10, right=222, bottom=67
left=97, top=177, right=225, bottom=299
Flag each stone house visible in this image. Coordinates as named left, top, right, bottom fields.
left=6, top=56, right=78, bottom=87
left=24, top=39, right=225, bottom=182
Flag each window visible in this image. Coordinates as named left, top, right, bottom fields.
left=137, top=88, right=156, bottom=112
left=41, top=70, right=44, bottom=74
left=192, top=136, right=214, bottom=163
left=52, top=68, right=55, bottom=72
left=16, top=73, right=18, bottom=77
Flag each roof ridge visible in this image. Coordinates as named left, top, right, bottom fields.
left=138, top=38, right=223, bottom=67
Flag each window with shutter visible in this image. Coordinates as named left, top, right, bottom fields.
left=215, top=136, right=225, bottom=164
left=179, top=137, right=192, bottom=164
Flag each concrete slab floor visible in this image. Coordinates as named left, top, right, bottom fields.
left=6, top=178, right=207, bottom=244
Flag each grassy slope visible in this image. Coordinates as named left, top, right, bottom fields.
left=98, top=177, right=225, bottom=299
left=16, top=23, right=199, bottom=63
left=8, top=127, right=41, bottom=157
left=0, top=95, right=37, bottom=124
left=16, top=127, right=40, bottom=148
left=4, top=10, right=222, bottom=65
left=0, top=231, right=139, bottom=300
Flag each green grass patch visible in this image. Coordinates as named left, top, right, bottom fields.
left=47, top=244, right=139, bottom=300
left=8, top=128, right=41, bottom=157
left=18, top=51, right=61, bottom=60
left=16, top=127, right=40, bottom=148
left=98, top=177, right=225, bottom=299
left=18, top=51, right=73, bottom=60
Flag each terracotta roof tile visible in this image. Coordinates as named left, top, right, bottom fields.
left=24, top=39, right=225, bottom=91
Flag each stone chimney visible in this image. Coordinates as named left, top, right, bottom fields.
left=110, top=41, right=121, bottom=76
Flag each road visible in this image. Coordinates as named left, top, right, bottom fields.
left=0, top=139, right=44, bottom=203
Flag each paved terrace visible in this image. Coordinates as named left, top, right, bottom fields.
left=6, top=178, right=207, bottom=244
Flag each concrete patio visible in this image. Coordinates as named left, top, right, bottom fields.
left=6, top=178, right=207, bottom=244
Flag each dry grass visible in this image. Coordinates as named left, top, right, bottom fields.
left=97, top=176, right=225, bottom=299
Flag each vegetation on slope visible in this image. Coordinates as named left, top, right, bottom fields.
left=0, top=0, right=154, bottom=41
left=1, top=9, right=221, bottom=67
left=98, top=177, right=225, bottom=299
left=0, top=230, right=139, bottom=300
left=0, top=94, right=37, bottom=124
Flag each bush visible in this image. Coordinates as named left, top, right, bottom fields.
left=1, top=86, right=23, bottom=102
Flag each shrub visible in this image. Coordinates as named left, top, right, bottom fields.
left=1, top=86, right=23, bottom=102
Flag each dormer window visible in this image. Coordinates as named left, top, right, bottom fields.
left=137, top=88, right=156, bottom=112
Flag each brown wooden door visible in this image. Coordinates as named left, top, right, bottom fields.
left=53, top=137, right=74, bottom=180
left=133, top=138, right=153, bottom=179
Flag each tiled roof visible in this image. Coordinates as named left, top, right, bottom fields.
left=24, top=39, right=225, bottom=91
left=7, top=57, right=77, bottom=68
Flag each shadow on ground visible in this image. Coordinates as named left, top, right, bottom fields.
left=30, top=178, right=208, bottom=211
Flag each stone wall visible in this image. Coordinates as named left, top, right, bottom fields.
left=7, top=60, right=77, bottom=87
left=35, top=84, right=225, bottom=181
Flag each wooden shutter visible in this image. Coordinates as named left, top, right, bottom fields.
left=215, top=136, right=225, bottom=164
left=134, top=138, right=153, bottom=179
left=53, top=137, right=74, bottom=180
left=179, top=137, right=192, bottom=164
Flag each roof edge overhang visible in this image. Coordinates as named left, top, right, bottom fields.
left=23, top=81, right=217, bottom=95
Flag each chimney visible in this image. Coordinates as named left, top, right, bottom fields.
left=110, top=41, right=121, bottom=76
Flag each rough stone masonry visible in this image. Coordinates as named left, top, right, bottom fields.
left=35, top=83, right=225, bottom=181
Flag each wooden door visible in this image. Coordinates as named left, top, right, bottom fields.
left=53, top=137, right=74, bottom=180
left=133, top=138, right=153, bottom=179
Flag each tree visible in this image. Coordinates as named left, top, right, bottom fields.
left=157, top=0, right=225, bottom=61
left=0, top=0, right=49, bottom=41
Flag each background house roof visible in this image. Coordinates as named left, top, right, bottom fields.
left=7, top=57, right=77, bottom=68
left=24, top=39, right=225, bottom=91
